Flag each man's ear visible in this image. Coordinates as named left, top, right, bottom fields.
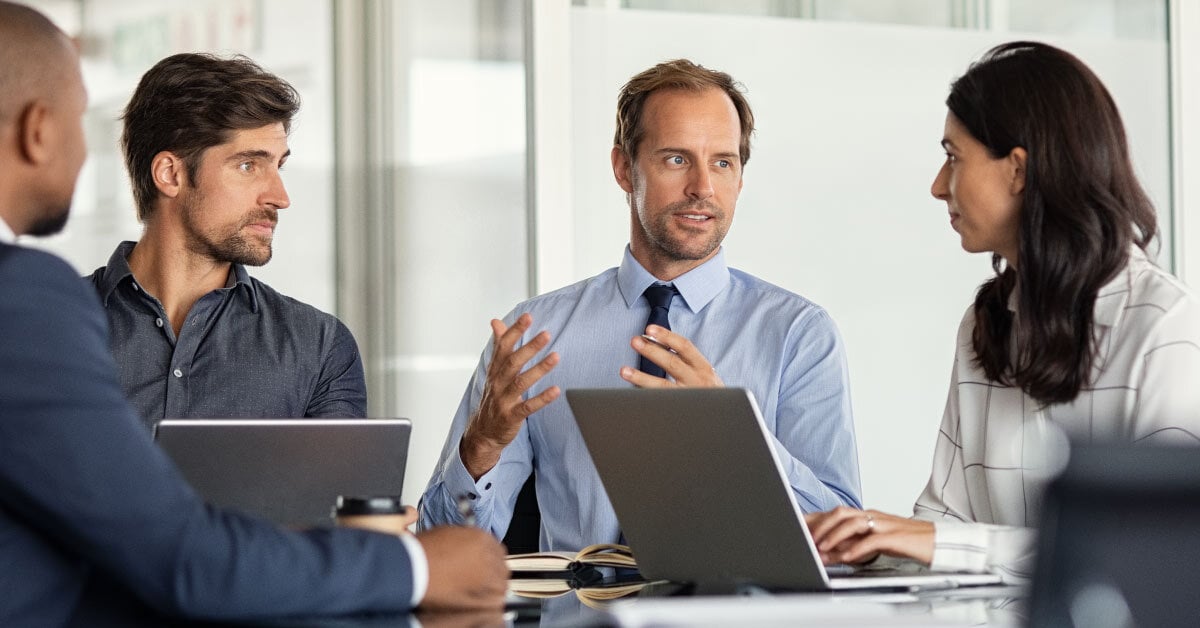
left=611, top=146, right=635, bottom=194
left=17, top=102, right=52, bottom=165
left=1008, top=146, right=1027, bottom=196
left=151, top=151, right=185, bottom=199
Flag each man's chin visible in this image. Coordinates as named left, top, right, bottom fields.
left=26, top=210, right=70, bottom=237
left=242, top=253, right=272, bottom=267
left=229, top=248, right=272, bottom=267
left=658, top=237, right=722, bottom=263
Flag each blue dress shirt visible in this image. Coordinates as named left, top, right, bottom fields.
left=419, top=247, right=862, bottom=551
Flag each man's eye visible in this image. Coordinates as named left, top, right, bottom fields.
left=716, top=159, right=730, bottom=168
left=668, top=155, right=685, bottom=165
left=238, top=162, right=253, bottom=172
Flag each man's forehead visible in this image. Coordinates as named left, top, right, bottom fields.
left=640, top=92, right=739, bottom=144
left=214, top=123, right=290, bottom=156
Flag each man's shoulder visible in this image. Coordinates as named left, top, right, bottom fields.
left=83, top=263, right=105, bottom=286
left=0, top=243, right=86, bottom=292
left=244, top=276, right=351, bottom=332
left=0, top=244, right=105, bottom=340
left=726, top=267, right=828, bottom=316
left=510, top=267, right=619, bottom=315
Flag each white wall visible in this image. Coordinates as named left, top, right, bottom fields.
left=559, top=8, right=1170, bottom=513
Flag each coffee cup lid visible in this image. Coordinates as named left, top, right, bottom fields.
left=334, top=495, right=404, bottom=516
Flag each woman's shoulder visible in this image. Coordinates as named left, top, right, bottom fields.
left=1123, top=252, right=1199, bottom=318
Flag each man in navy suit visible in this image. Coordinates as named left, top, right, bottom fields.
left=0, top=3, right=506, bottom=625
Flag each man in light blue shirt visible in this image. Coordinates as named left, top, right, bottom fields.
left=420, top=59, right=861, bottom=551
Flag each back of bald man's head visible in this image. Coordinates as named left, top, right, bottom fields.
left=0, top=1, right=74, bottom=123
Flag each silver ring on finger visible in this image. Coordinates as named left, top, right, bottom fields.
left=865, top=514, right=876, bottom=533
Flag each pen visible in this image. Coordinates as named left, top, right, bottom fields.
left=456, top=493, right=477, bottom=527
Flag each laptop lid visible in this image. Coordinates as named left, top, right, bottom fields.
left=1028, top=443, right=1200, bottom=628
left=154, top=419, right=411, bottom=528
left=567, top=388, right=1001, bottom=592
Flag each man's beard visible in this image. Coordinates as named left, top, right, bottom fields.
left=181, top=191, right=276, bottom=267
left=26, top=205, right=70, bottom=237
left=639, top=198, right=728, bottom=262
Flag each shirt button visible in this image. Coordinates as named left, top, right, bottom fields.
left=173, top=369, right=183, bottom=378
left=155, top=318, right=164, bottom=328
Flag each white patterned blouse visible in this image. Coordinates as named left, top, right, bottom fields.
left=912, top=247, right=1200, bottom=582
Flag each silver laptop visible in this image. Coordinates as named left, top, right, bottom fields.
left=154, top=419, right=411, bottom=528
left=567, top=388, right=1002, bottom=592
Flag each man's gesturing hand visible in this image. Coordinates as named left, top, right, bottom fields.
left=460, top=313, right=560, bottom=479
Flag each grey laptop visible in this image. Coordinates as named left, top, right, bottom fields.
left=567, top=388, right=1003, bottom=592
left=154, top=419, right=411, bottom=528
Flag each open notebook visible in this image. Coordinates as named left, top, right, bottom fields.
left=567, top=388, right=1002, bottom=592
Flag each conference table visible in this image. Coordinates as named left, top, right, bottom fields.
left=505, top=583, right=1028, bottom=627
left=74, top=578, right=1026, bottom=627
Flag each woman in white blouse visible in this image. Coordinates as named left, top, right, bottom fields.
left=806, top=41, right=1200, bottom=582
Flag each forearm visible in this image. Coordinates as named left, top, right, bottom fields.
left=774, top=310, right=863, bottom=512
left=459, top=427, right=506, bottom=480
left=418, top=448, right=525, bottom=540
left=774, top=440, right=862, bottom=512
left=927, top=520, right=1036, bottom=582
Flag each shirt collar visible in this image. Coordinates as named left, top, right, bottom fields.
left=95, top=240, right=260, bottom=312
left=616, top=245, right=731, bottom=313
left=0, top=216, right=15, bottom=244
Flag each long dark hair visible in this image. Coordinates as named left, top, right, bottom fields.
left=948, top=41, right=1157, bottom=405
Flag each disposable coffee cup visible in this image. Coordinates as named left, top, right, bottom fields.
left=333, top=495, right=411, bottom=535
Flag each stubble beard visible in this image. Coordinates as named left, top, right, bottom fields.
left=638, top=198, right=728, bottom=263
left=181, top=190, right=276, bottom=267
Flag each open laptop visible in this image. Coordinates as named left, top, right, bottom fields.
left=154, top=419, right=411, bottom=528
left=1028, top=443, right=1200, bottom=628
left=567, top=388, right=1002, bottom=592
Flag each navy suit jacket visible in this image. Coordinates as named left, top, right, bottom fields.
left=0, top=242, right=414, bottom=625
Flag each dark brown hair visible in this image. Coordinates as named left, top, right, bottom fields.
left=121, top=53, right=299, bottom=221
left=614, top=59, right=754, bottom=166
left=948, top=41, right=1157, bottom=404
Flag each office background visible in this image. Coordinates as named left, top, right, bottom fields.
left=22, top=0, right=1199, bottom=515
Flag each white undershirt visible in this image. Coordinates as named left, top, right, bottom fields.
left=0, top=216, right=15, bottom=243
left=397, top=534, right=429, bottom=606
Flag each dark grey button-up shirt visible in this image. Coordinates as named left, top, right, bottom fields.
left=87, top=241, right=367, bottom=429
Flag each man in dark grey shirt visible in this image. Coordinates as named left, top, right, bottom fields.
left=89, top=241, right=365, bottom=428
left=87, top=53, right=366, bottom=426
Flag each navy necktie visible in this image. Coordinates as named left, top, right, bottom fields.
left=638, top=284, right=676, bottom=378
